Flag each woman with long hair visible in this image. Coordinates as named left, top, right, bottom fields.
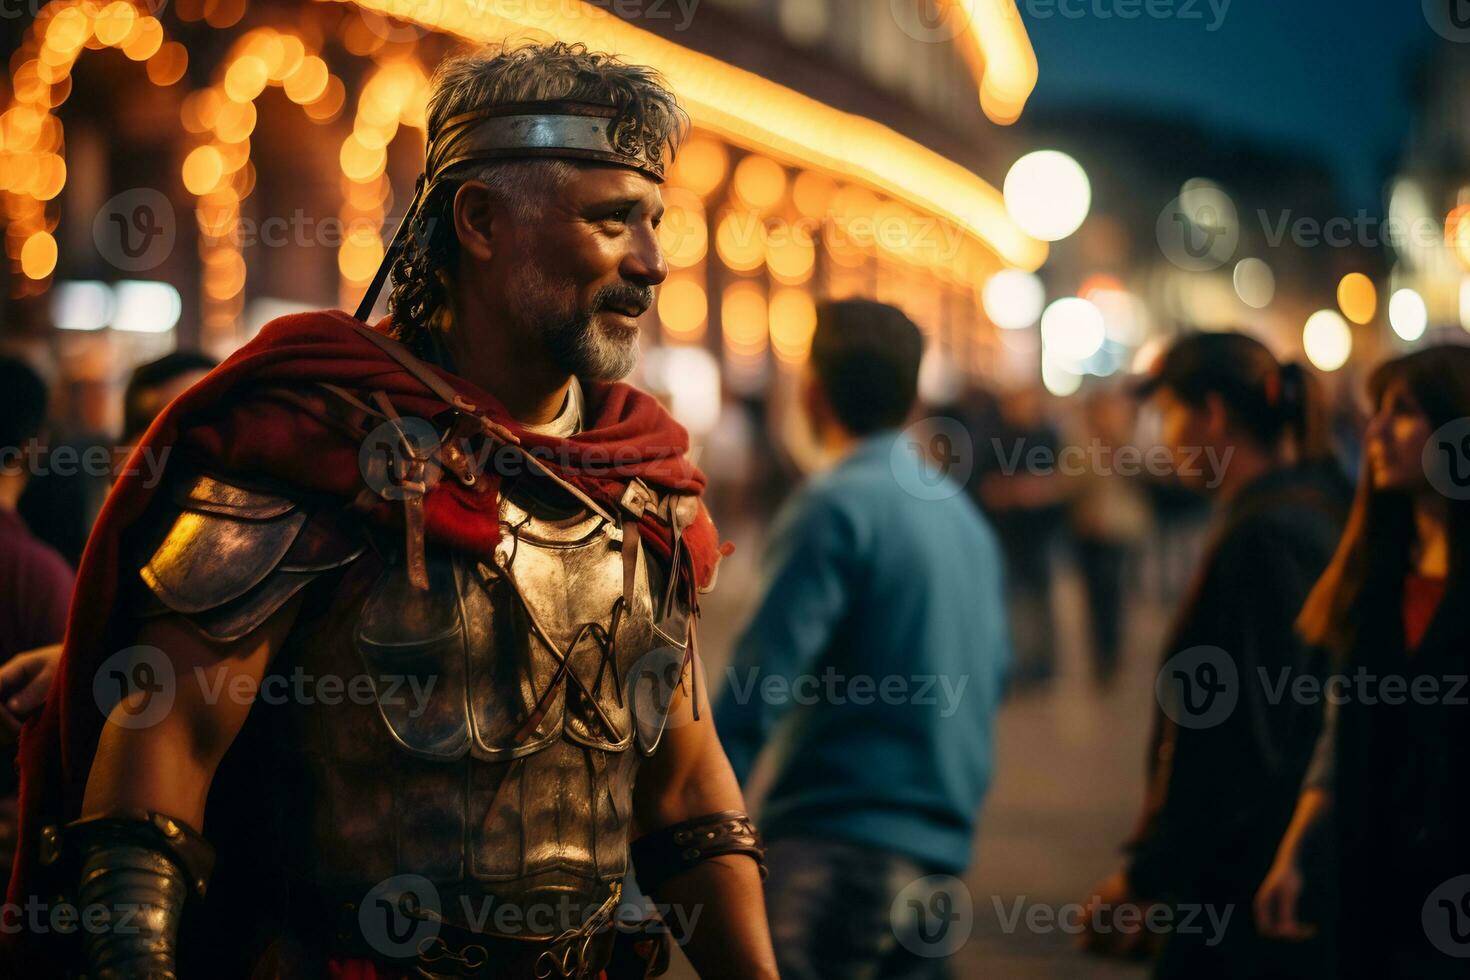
left=1256, top=345, right=1470, bottom=977
left=1083, top=331, right=1352, bottom=979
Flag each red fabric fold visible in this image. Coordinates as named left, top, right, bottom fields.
left=2, top=309, right=728, bottom=975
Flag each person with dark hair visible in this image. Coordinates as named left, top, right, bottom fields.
left=8, top=42, right=777, bottom=980
left=716, top=299, right=1011, bottom=980
left=975, top=386, right=1070, bottom=687
left=1070, top=387, right=1152, bottom=683
left=0, top=356, right=74, bottom=877
left=1256, top=345, right=1470, bottom=978
left=18, top=352, right=219, bottom=568
left=1081, top=331, right=1350, bottom=978
left=122, top=351, right=218, bottom=444
left=0, top=355, right=74, bottom=672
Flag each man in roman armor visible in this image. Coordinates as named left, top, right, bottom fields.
left=4, top=41, right=777, bottom=980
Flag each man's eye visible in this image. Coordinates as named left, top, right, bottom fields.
left=604, top=208, right=632, bottom=223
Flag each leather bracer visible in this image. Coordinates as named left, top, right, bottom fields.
left=629, top=810, right=766, bottom=895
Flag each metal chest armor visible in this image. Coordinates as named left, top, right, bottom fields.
left=136, top=468, right=695, bottom=941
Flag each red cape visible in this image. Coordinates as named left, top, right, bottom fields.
left=4, top=309, right=728, bottom=974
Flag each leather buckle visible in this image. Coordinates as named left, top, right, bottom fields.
left=618, top=479, right=656, bottom=519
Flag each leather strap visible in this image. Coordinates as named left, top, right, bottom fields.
left=629, top=810, right=765, bottom=895
left=347, top=322, right=616, bottom=524
left=354, top=175, right=425, bottom=322
left=371, top=390, right=433, bottom=590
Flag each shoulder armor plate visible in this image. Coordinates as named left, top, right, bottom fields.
left=139, top=473, right=365, bottom=641
left=172, top=474, right=297, bottom=520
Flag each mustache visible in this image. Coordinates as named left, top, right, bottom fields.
left=592, top=283, right=654, bottom=317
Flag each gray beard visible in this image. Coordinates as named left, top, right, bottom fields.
left=512, top=262, right=641, bottom=383
left=543, top=308, right=640, bottom=382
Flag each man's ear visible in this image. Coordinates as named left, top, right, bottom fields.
left=800, top=365, right=831, bottom=434
left=1203, top=391, right=1231, bottom=443
left=452, top=181, right=498, bottom=263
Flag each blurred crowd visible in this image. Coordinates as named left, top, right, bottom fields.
left=2, top=307, right=1467, bottom=979
left=0, top=350, right=217, bottom=874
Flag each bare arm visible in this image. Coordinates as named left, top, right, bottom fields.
left=65, top=597, right=304, bottom=976
left=1254, top=787, right=1331, bottom=940
left=82, top=595, right=302, bottom=829
left=631, top=657, right=779, bottom=980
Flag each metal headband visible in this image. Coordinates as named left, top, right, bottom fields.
left=429, top=100, right=666, bottom=184
left=355, top=100, right=666, bottom=322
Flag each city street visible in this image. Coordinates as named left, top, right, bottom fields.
left=958, top=564, right=1158, bottom=978
left=2, top=3, right=1454, bottom=976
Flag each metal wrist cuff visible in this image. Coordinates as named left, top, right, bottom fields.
left=630, top=809, right=766, bottom=895
left=65, top=811, right=214, bottom=980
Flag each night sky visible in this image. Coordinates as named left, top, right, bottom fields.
left=1021, top=0, right=1436, bottom=212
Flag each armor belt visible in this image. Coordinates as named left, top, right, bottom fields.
left=288, top=879, right=623, bottom=979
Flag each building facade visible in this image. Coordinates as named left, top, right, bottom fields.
left=1, top=0, right=1044, bottom=437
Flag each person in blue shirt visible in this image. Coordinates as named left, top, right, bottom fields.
left=715, top=298, right=1011, bottom=980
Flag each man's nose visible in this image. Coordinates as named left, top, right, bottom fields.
left=622, top=224, right=668, bottom=287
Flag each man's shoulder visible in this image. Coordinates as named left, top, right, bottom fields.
left=250, top=307, right=362, bottom=347
left=134, top=470, right=367, bottom=643
left=819, top=439, right=989, bottom=526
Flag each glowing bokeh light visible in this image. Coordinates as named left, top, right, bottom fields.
left=1388, top=288, right=1428, bottom=342
left=1233, top=258, right=1274, bottom=309
left=658, top=276, right=708, bottom=341
left=732, top=155, right=787, bottom=211
left=1336, top=273, right=1377, bottom=325
left=722, top=281, right=768, bottom=355
left=1004, top=150, right=1090, bottom=242
left=1041, top=352, right=1082, bottom=396
left=982, top=269, right=1044, bottom=329
left=1302, top=310, right=1352, bottom=371
left=769, top=287, right=817, bottom=363
left=1039, top=297, right=1105, bottom=361
left=670, top=135, right=728, bottom=198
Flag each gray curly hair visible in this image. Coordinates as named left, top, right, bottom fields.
left=385, top=41, right=688, bottom=359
